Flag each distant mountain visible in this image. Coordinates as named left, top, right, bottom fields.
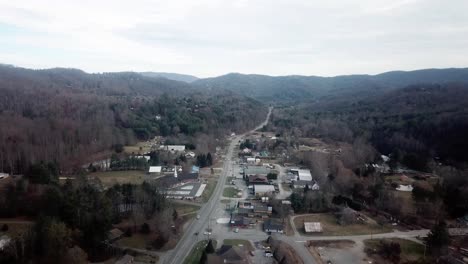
left=140, top=72, right=198, bottom=83
left=0, top=65, right=268, bottom=173
left=194, top=68, right=468, bottom=102
left=0, top=66, right=194, bottom=97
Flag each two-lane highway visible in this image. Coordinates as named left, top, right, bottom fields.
left=162, top=107, right=272, bottom=264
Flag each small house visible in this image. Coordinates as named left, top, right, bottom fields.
left=263, top=219, right=284, bottom=233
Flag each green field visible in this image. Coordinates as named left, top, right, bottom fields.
left=201, top=179, right=217, bottom=202
left=172, top=202, right=201, bottom=215
left=223, top=239, right=254, bottom=251
left=294, top=213, right=392, bottom=236
left=223, top=187, right=240, bottom=198
left=115, top=233, right=152, bottom=249
left=364, top=238, right=427, bottom=262
left=90, top=170, right=146, bottom=187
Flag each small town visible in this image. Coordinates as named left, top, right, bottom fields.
left=1, top=2, right=468, bottom=263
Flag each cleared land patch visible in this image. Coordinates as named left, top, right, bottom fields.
left=294, top=213, right=392, bottom=236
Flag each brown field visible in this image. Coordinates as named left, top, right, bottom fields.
left=90, top=170, right=146, bottom=186
left=294, top=213, right=392, bottom=236
left=124, top=142, right=152, bottom=155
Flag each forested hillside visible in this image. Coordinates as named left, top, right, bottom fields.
left=272, top=83, right=468, bottom=168
left=140, top=72, right=198, bottom=83
left=194, top=68, right=468, bottom=103
left=0, top=65, right=267, bottom=174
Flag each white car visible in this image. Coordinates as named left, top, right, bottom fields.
left=203, top=231, right=212, bottom=235
left=265, top=252, right=273, bottom=257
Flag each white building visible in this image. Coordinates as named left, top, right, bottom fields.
left=246, top=157, right=261, bottom=165
left=253, top=185, right=275, bottom=196
left=149, top=166, right=162, bottom=174
left=290, top=169, right=313, bottom=181
left=304, top=222, right=322, bottom=233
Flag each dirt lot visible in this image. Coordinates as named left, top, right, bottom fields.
left=124, top=142, right=152, bottom=155
left=294, top=213, right=392, bottom=236
left=308, top=240, right=368, bottom=264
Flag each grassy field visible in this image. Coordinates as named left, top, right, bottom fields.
left=364, top=238, right=427, bottom=262
left=90, top=170, right=146, bottom=187
left=184, top=240, right=217, bottom=264
left=284, top=217, right=295, bottom=236
left=124, top=142, right=152, bottom=155
left=172, top=202, right=201, bottom=215
left=223, top=187, right=240, bottom=198
left=115, top=233, right=152, bottom=249
left=392, top=190, right=416, bottom=214
left=223, top=239, right=254, bottom=251
left=0, top=220, right=33, bottom=237
left=294, top=214, right=392, bottom=236
left=201, top=179, right=217, bottom=202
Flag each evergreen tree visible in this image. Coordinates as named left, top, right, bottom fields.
left=426, top=220, right=450, bottom=257
left=207, top=153, right=213, bottom=166
left=205, top=239, right=215, bottom=254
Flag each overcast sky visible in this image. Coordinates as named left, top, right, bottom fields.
left=1, top=0, right=467, bottom=77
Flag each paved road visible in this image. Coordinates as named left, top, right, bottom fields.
left=162, top=105, right=430, bottom=264
left=161, top=107, right=273, bottom=264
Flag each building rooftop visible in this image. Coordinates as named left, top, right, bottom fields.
left=304, top=222, right=322, bottom=233
left=149, top=166, right=162, bottom=173
left=244, top=166, right=271, bottom=176
left=253, top=185, right=275, bottom=193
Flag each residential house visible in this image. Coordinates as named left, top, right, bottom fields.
left=207, top=245, right=252, bottom=264
left=230, top=215, right=254, bottom=228
left=292, top=180, right=319, bottom=190
left=253, top=204, right=272, bottom=218
left=263, top=219, right=284, bottom=233
left=238, top=201, right=254, bottom=209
